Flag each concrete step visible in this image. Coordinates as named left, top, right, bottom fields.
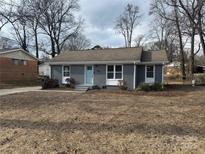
left=75, top=85, right=92, bottom=91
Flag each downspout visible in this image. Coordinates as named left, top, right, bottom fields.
left=162, top=62, right=165, bottom=89
left=133, top=61, right=136, bottom=90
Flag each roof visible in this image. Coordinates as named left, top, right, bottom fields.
left=141, top=50, right=168, bottom=63
left=0, top=48, right=38, bottom=60
left=49, top=47, right=168, bottom=64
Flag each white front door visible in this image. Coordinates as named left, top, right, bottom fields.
left=145, top=65, right=155, bottom=84
left=85, top=65, right=94, bottom=85
left=62, top=66, right=70, bottom=84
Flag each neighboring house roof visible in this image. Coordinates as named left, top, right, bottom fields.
left=0, top=48, right=38, bottom=61
left=49, top=47, right=168, bottom=64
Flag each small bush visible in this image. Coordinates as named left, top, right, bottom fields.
left=42, top=77, right=59, bottom=89
left=65, top=78, right=76, bottom=88
left=151, top=82, right=163, bottom=91
left=92, top=85, right=101, bottom=90
left=138, top=83, right=151, bottom=91
left=102, top=86, right=107, bottom=89
left=138, top=82, right=163, bottom=91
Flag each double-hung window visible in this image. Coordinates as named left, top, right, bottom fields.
left=146, top=66, right=154, bottom=78
left=63, top=66, right=70, bottom=77
left=107, top=65, right=123, bottom=80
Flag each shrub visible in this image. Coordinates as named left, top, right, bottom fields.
left=42, top=77, right=59, bottom=89
left=118, top=80, right=128, bottom=90
left=65, top=78, right=76, bottom=88
left=151, top=82, right=163, bottom=91
left=138, top=82, right=163, bottom=91
left=92, top=85, right=101, bottom=90
left=138, top=83, right=151, bottom=91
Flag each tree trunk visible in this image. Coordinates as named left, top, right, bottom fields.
left=22, top=25, right=27, bottom=51
left=174, top=3, right=186, bottom=80
left=50, top=37, right=56, bottom=58
left=197, top=8, right=205, bottom=62
left=190, top=27, right=195, bottom=76
left=34, top=28, right=39, bottom=59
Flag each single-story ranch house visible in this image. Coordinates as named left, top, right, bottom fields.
left=49, top=47, right=168, bottom=90
left=0, top=48, right=38, bottom=82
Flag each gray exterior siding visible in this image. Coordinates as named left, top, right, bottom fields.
left=51, top=64, right=164, bottom=90
left=51, top=65, right=62, bottom=84
left=70, top=65, right=84, bottom=85
left=135, top=64, right=163, bottom=88
left=123, top=64, right=134, bottom=90
left=136, top=65, right=145, bottom=87
left=155, top=64, right=163, bottom=83
left=94, top=65, right=106, bottom=87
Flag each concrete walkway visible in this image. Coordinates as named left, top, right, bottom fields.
left=0, top=86, right=41, bottom=96
left=0, top=86, right=85, bottom=96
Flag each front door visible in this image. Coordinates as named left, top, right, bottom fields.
left=85, top=65, right=93, bottom=85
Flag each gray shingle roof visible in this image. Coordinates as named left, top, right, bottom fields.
left=50, top=47, right=143, bottom=62
left=49, top=47, right=168, bottom=64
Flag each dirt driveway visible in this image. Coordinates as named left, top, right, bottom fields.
left=0, top=87, right=205, bottom=153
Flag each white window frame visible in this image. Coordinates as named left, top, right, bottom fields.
left=145, top=65, right=155, bottom=84
left=62, top=65, right=70, bottom=84
left=106, top=64, right=123, bottom=85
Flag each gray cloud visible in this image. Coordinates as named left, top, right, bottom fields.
left=79, top=0, right=152, bottom=47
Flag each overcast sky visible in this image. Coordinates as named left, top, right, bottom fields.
left=78, top=0, right=152, bottom=47
left=0, top=0, right=152, bottom=48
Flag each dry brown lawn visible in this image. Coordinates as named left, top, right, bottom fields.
left=0, top=87, right=205, bottom=153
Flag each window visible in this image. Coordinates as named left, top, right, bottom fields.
left=23, top=60, right=27, bottom=65
left=12, top=59, right=19, bottom=65
left=107, top=65, right=114, bottom=79
left=11, top=59, right=27, bottom=65
left=107, top=65, right=123, bottom=79
left=146, top=66, right=154, bottom=78
left=63, top=66, right=70, bottom=77
left=115, top=65, right=122, bottom=79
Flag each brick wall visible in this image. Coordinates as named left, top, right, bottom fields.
left=0, top=57, right=37, bottom=82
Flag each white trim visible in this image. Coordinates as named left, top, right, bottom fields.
left=106, top=64, right=123, bottom=86
left=145, top=65, right=155, bottom=84
left=0, top=48, right=38, bottom=60
left=49, top=60, right=169, bottom=65
left=49, top=60, right=139, bottom=65
left=133, top=63, right=136, bottom=89
left=84, top=65, right=94, bottom=85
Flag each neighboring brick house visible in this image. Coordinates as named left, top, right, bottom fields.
left=0, top=48, right=38, bottom=82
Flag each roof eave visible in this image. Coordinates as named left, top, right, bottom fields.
left=49, top=60, right=140, bottom=65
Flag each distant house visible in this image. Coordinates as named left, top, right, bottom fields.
left=0, top=48, right=38, bottom=82
left=194, top=65, right=205, bottom=73
left=38, top=61, right=51, bottom=77
left=49, top=47, right=168, bottom=90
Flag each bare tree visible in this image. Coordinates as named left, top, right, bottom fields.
left=150, top=0, right=187, bottom=79
left=177, top=0, right=205, bottom=70
left=115, top=4, right=141, bottom=47
left=24, top=0, right=46, bottom=58
left=0, top=0, right=31, bottom=51
left=63, top=33, right=90, bottom=51
left=39, top=0, right=81, bottom=57
left=134, top=34, right=146, bottom=47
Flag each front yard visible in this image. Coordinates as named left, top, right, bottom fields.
left=0, top=87, right=205, bottom=153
